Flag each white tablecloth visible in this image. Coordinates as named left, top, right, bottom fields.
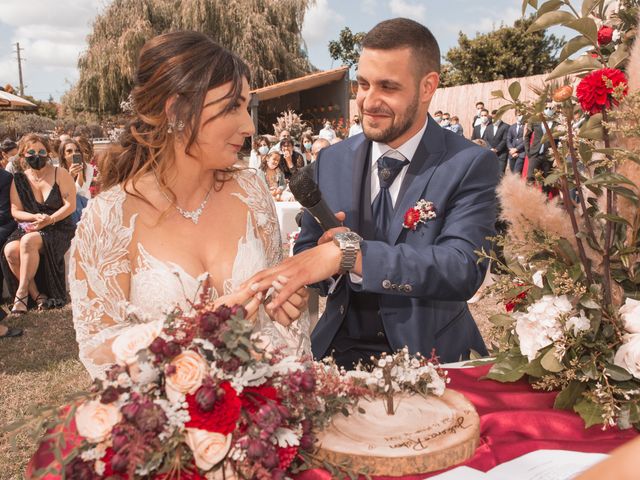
left=275, top=201, right=302, bottom=240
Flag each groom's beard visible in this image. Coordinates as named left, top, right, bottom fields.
left=362, top=91, right=420, bottom=145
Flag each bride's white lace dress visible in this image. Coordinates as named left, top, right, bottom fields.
left=69, top=169, right=311, bottom=379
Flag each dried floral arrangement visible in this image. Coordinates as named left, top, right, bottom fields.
left=479, top=0, right=640, bottom=430
left=272, top=109, right=308, bottom=142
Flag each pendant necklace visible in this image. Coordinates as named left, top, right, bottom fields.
left=154, top=173, right=214, bottom=225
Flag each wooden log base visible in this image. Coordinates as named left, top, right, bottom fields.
left=314, top=389, right=480, bottom=476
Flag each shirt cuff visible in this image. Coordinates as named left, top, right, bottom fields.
left=349, top=272, right=363, bottom=284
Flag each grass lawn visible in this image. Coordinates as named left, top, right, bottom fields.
left=0, top=296, right=498, bottom=479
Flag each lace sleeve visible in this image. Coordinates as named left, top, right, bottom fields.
left=69, top=186, right=136, bottom=378
left=234, top=169, right=311, bottom=357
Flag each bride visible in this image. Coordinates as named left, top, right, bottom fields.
left=70, top=31, right=310, bottom=379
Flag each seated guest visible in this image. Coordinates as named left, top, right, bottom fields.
left=58, top=138, right=95, bottom=223
left=278, top=137, right=305, bottom=180
left=447, top=116, right=464, bottom=136
left=249, top=135, right=271, bottom=170
left=1, top=139, right=18, bottom=169
left=3, top=133, right=76, bottom=314
left=260, top=151, right=286, bottom=200
left=300, top=132, right=314, bottom=165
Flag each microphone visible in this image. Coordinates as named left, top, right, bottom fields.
left=289, top=170, right=341, bottom=231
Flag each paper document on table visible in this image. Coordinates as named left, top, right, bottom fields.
left=429, top=450, right=608, bottom=480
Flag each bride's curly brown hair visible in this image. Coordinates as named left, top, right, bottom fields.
left=99, top=31, right=251, bottom=203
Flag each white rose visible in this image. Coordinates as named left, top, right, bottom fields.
left=111, top=320, right=163, bottom=366
left=620, top=298, right=640, bottom=334
left=165, top=350, right=208, bottom=403
left=532, top=270, right=545, bottom=288
left=185, top=428, right=232, bottom=471
left=614, top=334, right=640, bottom=379
left=566, top=310, right=591, bottom=336
left=75, top=400, right=122, bottom=443
left=515, top=312, right=554, bottom=361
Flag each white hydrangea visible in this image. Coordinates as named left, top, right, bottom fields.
left=566, top=310, right=591, bottom=336
left=514, top=295, right=572, bottom=361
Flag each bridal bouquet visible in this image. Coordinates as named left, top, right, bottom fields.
left=479, top=0, right=640, bottom=430
left=23, top=285, right=367, bottom=480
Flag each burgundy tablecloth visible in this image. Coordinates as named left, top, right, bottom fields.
left=28, top=365, right=638, bottom=478
left=296, top=364, right=638, bottom=479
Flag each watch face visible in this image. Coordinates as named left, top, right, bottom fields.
left=336, top=231, right=362, bottom=244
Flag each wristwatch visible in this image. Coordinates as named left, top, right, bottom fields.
left=333, top=231, right=363, bottom=273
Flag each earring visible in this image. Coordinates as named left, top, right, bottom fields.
left=167, top=122, right=174, bottom=134
left=176, top=120, right=185, bottom=132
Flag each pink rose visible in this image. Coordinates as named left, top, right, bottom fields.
left=165, top=350, right=208, bottom=403
left=75, top=400, right=122, bottom=443
left=111, top=320, right=163, bottom=366
left=184, top=428, right=232, bottom=470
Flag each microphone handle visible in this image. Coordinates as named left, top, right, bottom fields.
left=304, top=200, right=342, bottom=231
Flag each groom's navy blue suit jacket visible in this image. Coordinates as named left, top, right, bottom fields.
left=294, top=117, right=499, bottom=363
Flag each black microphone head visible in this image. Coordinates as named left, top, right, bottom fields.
left=289, top=170, right=321, bottom=207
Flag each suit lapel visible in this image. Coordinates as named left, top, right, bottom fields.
left=387, top=119, right=446, bottom=244
left=348, top=137, right=371, bottom=233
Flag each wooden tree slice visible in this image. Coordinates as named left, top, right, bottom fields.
left=314, top=390, right=479, bottom=476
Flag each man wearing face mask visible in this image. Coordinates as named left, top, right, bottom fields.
left=507, top=111, right=527, bottom=174
left=484, top=109, right=510, bottom=177
left=472, top=101, right=485, bottom=130
left=318, top=121, right=337, bottom=142
left=471, top=109, right=491, bottom=141
left=525, top=102, right=558, bottom=189
left=349, top=114, right=363, bottom=137
left=433, top=110, right=443, bottom=124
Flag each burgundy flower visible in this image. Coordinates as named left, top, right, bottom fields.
left=121, top=402, right=141, bottom=422
left=185, top=381, right=241, bottom=435
left=240, top=385, right=278, bottom=414
left=300, top=433, right=315, bottom=451
left=149, top=337, right=167, bottom=355
left=135, top=401, right=167, bottom=433
left=195, top=385, right=218, bottom=412
left=247, top=439, right=267, bottom=459
left=262, top=447, right=280, bottom=469
left=576, top=68, right=628, bottom=115
left=64, top=457, right=94, bottom=480
left=100, top=386, right=120, bottom=404
left=597, top=25, right=614, bottom=46
left=162, top=341, right=182, bottom=358
left=278, top=446, right=298, bottom=470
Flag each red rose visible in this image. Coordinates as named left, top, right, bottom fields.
left=597, top=25, right=614, bottom=46
left=504, top=284, right=528, bottom=312
left=576, top=68, right=628, bottom=115
left=185, top=381, right=241, bottom=435
left=278, top=446, right=298, bottom=470
left=240, top=385, right=278, bottom=414
left=403, top=207, right=421, bottom=230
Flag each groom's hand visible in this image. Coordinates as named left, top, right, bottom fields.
left=317, top=211, right=348, bottom=245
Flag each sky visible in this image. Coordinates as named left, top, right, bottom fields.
left=0, top=0, right=548, bottom=102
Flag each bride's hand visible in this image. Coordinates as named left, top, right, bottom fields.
left=264, top=276, right=309, bottom=327
left=212, top=285, right=263, bottom=321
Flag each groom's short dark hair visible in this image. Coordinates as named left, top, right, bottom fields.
left=361, top=18, right=441, bottom=76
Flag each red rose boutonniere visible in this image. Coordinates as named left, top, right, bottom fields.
left=403, top=200, right=436, bottom=230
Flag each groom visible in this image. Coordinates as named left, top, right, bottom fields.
left=251, top=18, right=498, bottom=368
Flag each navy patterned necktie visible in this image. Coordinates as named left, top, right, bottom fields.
left=372, top=156, right=409, bottom=239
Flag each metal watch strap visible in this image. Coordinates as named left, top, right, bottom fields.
left=339, top=242, right=358, bottom=272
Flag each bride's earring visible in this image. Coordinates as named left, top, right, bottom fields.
left=167, top=122, right=174, bottom=134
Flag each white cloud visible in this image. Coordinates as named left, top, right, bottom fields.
left=446, top=7, right=522, bottom=36
left=302, top=0, right=346, bottom=43
left=388, top=0, right=427, bottom=23
left=361, top=0, right=378, bottom=15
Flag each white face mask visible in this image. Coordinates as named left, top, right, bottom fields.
left=258, top=146, right=269, bottom=155
left=544, top=108, right=555, bottom=118
left=517, top=115, right=524, bottom=123
left=481, top=116, right=489, bottom=125
left=441, top=120, right=450, bottom=127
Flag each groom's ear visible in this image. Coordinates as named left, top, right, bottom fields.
left=419, top=72, right=439, bottom=105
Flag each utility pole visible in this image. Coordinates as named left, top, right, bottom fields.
left=14, top=42, right=24, bottom=96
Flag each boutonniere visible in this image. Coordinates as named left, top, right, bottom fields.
left=403, top=199, right=437, bottom=230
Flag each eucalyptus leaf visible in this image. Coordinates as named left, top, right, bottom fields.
left=527, top=11, right=576, bottom=33
left=491, top=89, right=506, bottom=99
left=537, top=0, right=564, bottom=15
left=547, top=55, right=603, bottom=80
left=574, top=398, right=606, bottom=428
left=581, top=0, right=602, bottom=16
left=540, top=347, right=564, bottom=372
left=565, top=17, right=598, bottom=44
left=609, top=44, right=629, bottom=69
left=604, top=363, right=633, bottom=381
left=559, top=35, right=593, bottom=62
left=486, top=355, right=529, bottom=382
left=579, top=297, right=600, bottom=309
left=554, top=381, right=586, bottom=410
left=578, top=113, right=604, bottom=140
left=508, top=81, right=522, bottom=101
left=489, top=314, right=515, bottom=327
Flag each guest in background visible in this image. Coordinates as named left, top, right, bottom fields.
left=3, top=133, right=76, bottom=314
left=507, top=110, right=527, bottom=174
left=471, top=109, right=491, bottom=141
left=525, top=102, right=558, bottom=191
left=1, top=139, right=18, bottom=169
left=433, top=110, right=443, bottom=124
left=447, top=115, right=464, bottom=136
left=486, top=110, right=510, bottom=177
left=0, top=165, right=17, bottom=301
left=300, top=132, right=314, bottom=165
left=472, top=101, right=485, bottom=130
left=260, top=151, right=286, bottom=201
left=58, top=138, right=95, bottom=224
left=318, top=121, right=336, bottom=142
left=279, top=137, right=305, bottom=179
left=348, top=114, right=363, bottom=137
left=310, top=138, right=330, bottom=163
left=249, top=135, right=271, bottom=170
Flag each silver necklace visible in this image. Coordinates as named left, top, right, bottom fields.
left=154, top=173, right=214, bottom=225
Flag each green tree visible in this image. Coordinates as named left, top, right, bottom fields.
left=328, top=27, right=365, bottom=68
left=440, top=16, right=565, bottom=87
left=64, top=0, right=314, bottom=115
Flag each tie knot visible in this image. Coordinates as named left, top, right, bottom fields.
left=376, top=156, right=409, bottom=189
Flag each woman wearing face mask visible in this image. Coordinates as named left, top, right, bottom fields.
left=3, top=133, right=76, bottom=314
left=58, top=138, right=95, bottom=224
left=249, top=135, right=271, bottom=170
left=300, top=132, right=314, bottom=165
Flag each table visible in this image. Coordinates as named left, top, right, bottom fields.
left=275, top=201, right=302, bottom=240
left=297, top=364, right=638, bottom=479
